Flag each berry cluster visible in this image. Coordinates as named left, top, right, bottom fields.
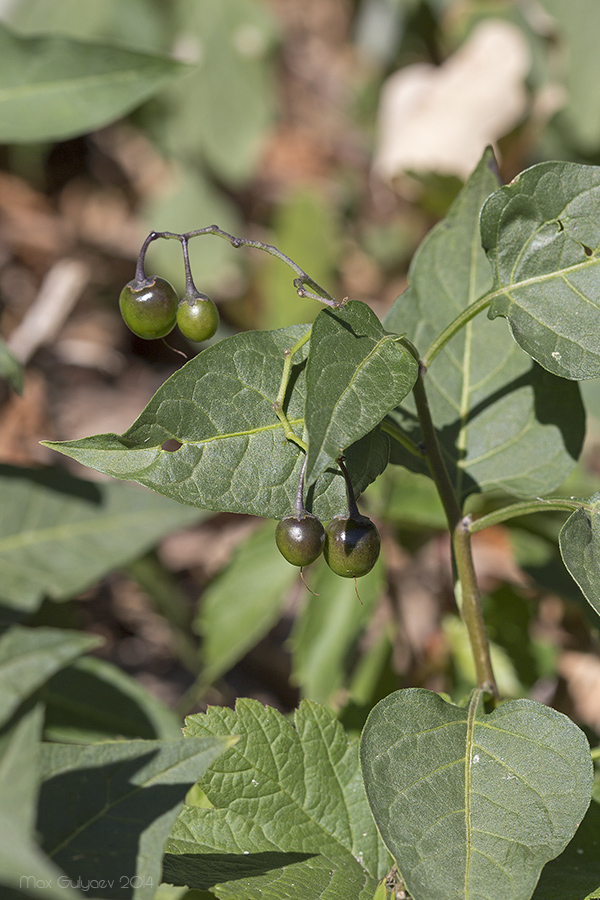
left=118, top=228, right=379, bottom=581
left=119, top=234, right=219, bottom=343
left=276, top=457, right=380, bottom=579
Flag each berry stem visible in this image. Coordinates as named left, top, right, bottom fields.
left=137, top=227, right=340, bottom=308
left=336, top=456, right=361, bottom=519
left=181, top=236, right=196, bottom=293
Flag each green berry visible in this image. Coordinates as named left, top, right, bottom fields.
left=119, top=276, right=178, bottom=340
left=324, top=514, right=380, bottom=578
left=176, top=290, right=220, bottom=342
left=275, top=513, right=325, bottom=567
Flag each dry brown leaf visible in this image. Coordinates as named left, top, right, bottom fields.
left=374, top=20, right=530, bottom=182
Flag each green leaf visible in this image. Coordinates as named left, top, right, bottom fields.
left=0, top=705, right=44, bottom=836
left=0, top=338, right=23, bottom=394
left=532, top=792, right=600, bottom=900
left=41, top=655, right=182, bottom=743
left=305, top=301, right=417, bottom=487
left=196, top=521, right=298, bottom=686
left=0, top=707, right=85, bottom=900
left=386, top=149, right=584, bottom=500
left=38, top=736, right=234, bottom=900
left=258, top=187, right=339, bottom=330
left=164, top=699, right=392, bottom=899
left=538, top=0, right=600, bottom=154
left=165, top=0, right=278, bottom=185
left=289, top=556, right=385, bottom=705
left=0, top=464, right=205, bottom=612
left=0, top=22, right=189, bottom=142
left=43, top=326, right=389, bottom=520
left=559, top=492, right=600, bottom=617
left=481, top=160, right=600, bottom=380
left=0, top=625, right=101, bottom=728
left=360, top=688, right=593, bottom=900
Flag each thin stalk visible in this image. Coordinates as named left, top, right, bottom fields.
left=136, top=227, right=340, bottom=307
left=422, top=293, right=491, bottom=367
left=453, top=518, right=497, bottom=694
left=591, top=746, right=600, bottom=761
left=411, top=361, right=497, bottom=696
left=272, top=329, right=311, bottom=452
left=468, top=498, right=584, bottom=534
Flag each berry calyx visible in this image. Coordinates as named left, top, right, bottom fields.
left=276, top=513, right=325, bottom=567
left=119, top=276, right=178, bottom=340
left=176, top=289, right=220, bottom=342
left=323, top=513, right=380, bottom=577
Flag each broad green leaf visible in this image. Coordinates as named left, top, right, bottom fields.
left=0, top=338, right=23, bottom=394
left=0, top=22, right=189, bottom=142
left=559, top=492, right=600, bottom=617
left=166, top=0, right=279, bottom=185
left=164, top=699, right=392, bottom=900
left=481, top=160, right=600, bottom=380
left=0, top=811, right=83, bottom=899
left=0, top=626, right=101, bottom=727
left=38, top=736, right=234, bottom=900
left=0, top=465, right=205, bottom=612
left=0, top=707, right=84, bottom=900
left=385, top=149, right=584, bottom=500
left=258, top=187, right=339, bottom=329
left=44, top=326, right=389, bottom=521
left=0, top=705, right=44, bottom=836
left=360, top=688, right=593, bottom=900
left=6, top=0, right=176, bottom=54
left=196, top=521, right=298, bottom=686
left=532, top=792, right=600, bottom=900
left=539, top=0, right=600, bottom=154
left=289, top=556, right=384, bottom=705
left=41, top=655, right=182, bottom=743
left=305, top=301, right=417, bottom=487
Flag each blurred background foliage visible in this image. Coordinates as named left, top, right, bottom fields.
left=0, top=0, right=600, bottom=752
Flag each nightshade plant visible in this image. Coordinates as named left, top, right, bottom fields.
left=43, top=149, right=600, bottom=900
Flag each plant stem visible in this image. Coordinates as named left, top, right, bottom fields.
left=272, top=329, right=311, bottom=452
left=411, top=361, right=497, bottom=696
left=468, top=498, right=584, bottom=533
left=137, top=228, right=340, bottom=307
left=422, top=293, right=491, bottom=367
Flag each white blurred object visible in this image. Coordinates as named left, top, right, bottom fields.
left=374, top=20, right=531, bottom=182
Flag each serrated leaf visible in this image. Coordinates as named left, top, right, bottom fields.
left=0, top=626, right=101, bottom=727
left=0, top=337, right=23, bottom=394
left=559, top=492, right=600, bottom=617
left=360, top=688, right=593, bottom=900
left=44, top=326, right=389, bottom=521
left=0, top=465, right=205, bottom=612
left=385, top=149, right=584, bottom=500
left=305, top=301, right=417, bottom=487
left=481, top=160, right=600, bottom=380
left=41, top=655, right=182, bottom=743
left=196, top=521, right=298, bottom=686
left=0, top=22, right=189, bottom=142
left=289, top=556, right=384, bottom=705
left=164, top=699, right=392, bottom=900
left=38, top=736, right=233, bottom=900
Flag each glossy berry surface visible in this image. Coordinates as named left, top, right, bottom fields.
left=275, top=513, right=325, bottom=567
left=324, top=514, right=380, bottom=578
left=119, top=276, right=178, bottom=340
left=176, top=292, right=220, bottom=342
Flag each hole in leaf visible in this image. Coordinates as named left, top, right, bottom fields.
left=556, top=219, right=564, bottom=232
left=583, top=244, right=593, bottom=257
left=161, top=439, right=182, bottom=452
